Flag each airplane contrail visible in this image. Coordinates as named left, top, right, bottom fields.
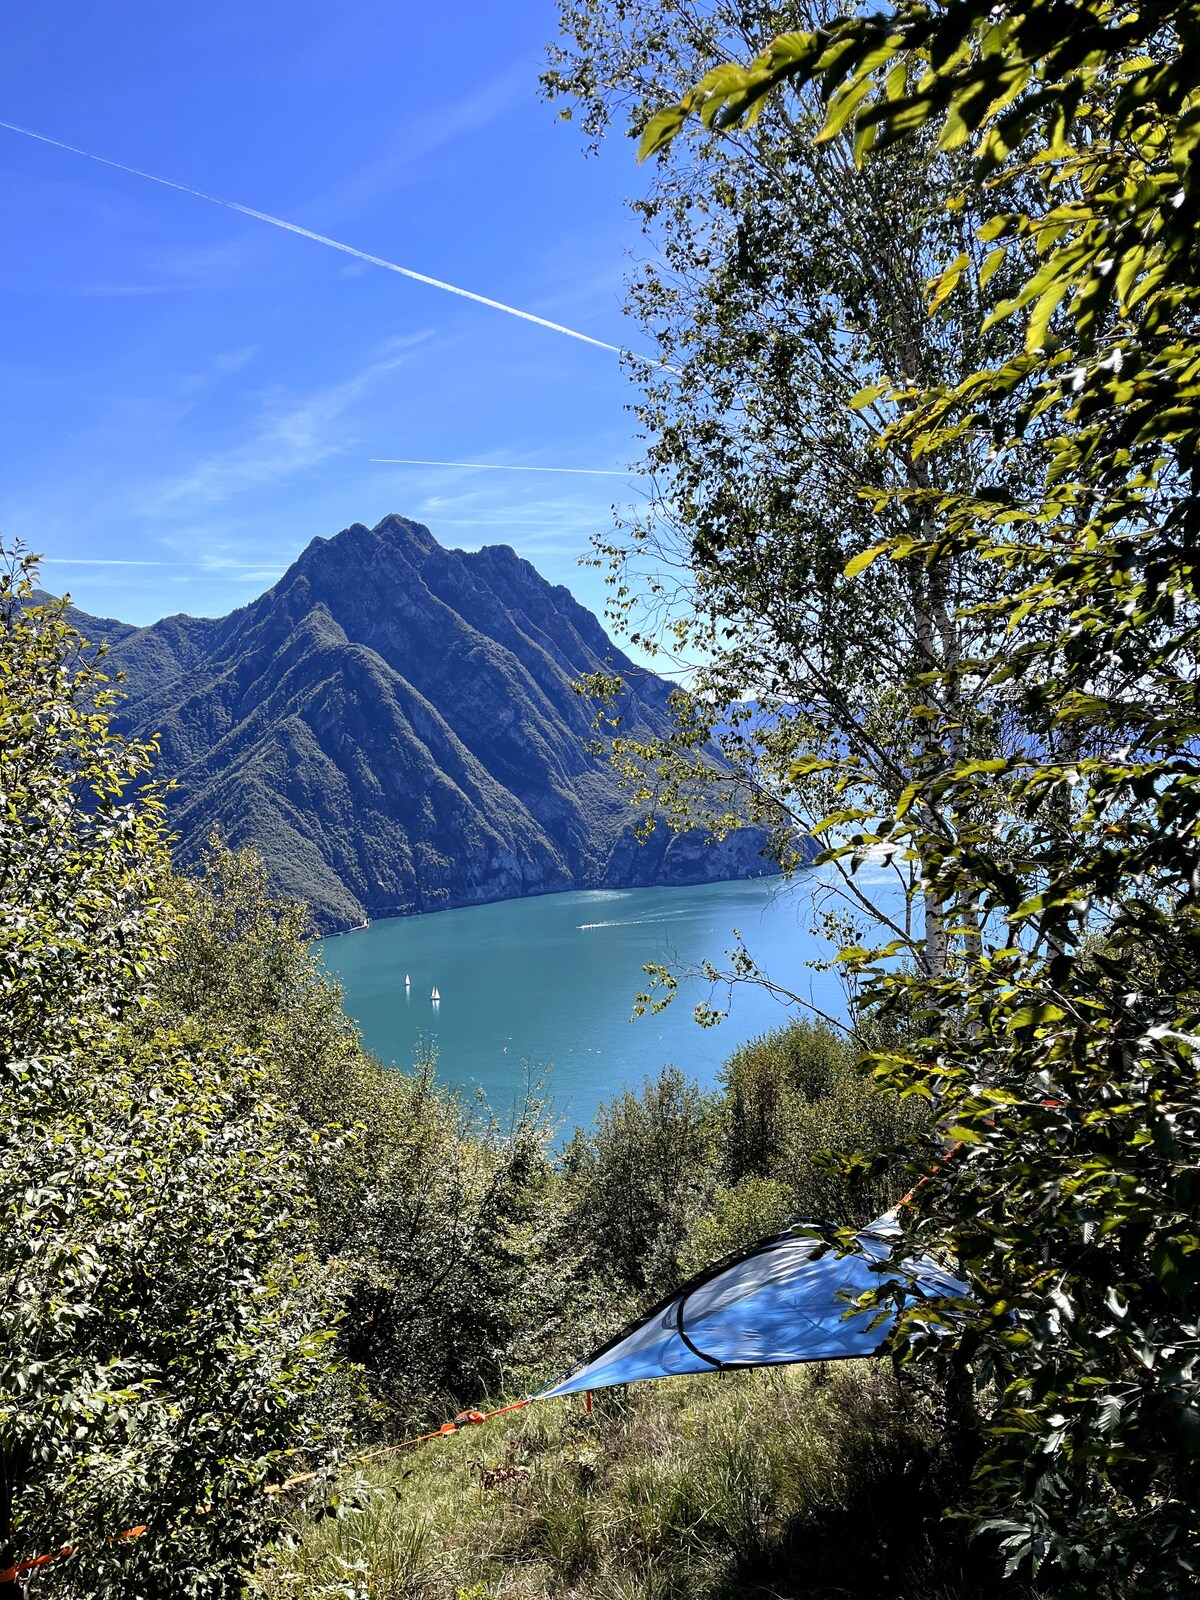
left=42, top=556, right=274, bottom=569
left=0, top=119, right=634, bottom=359
left=370, top=457, right=633, bottom=476
left=42, top=556, right=194, bottom=567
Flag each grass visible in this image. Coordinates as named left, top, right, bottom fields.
left=253, top=1363, right=1021, bottom=1600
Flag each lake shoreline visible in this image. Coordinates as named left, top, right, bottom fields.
left=313, top=858, right=793, bottom=939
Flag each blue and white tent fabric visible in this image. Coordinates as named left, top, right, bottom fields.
left=537, top=1213, right=966, bottom=1399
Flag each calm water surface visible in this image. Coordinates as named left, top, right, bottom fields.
left=322, top=873, right=864, bottom=1134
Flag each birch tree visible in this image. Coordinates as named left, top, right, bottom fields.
left=546, top=0, right=1037, bottom=998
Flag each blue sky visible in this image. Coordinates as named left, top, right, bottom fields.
left=0, top=2, right=653, bottom=628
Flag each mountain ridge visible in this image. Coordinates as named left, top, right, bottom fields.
left=65, top=515, right=769, bottom=932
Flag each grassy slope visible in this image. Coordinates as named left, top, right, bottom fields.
left=256, top=1364, right=1013, bottom=1600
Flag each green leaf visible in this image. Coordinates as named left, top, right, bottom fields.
left=844, top=543, right=890, bottom=578
left=638, top=105, right=689, bottom=162
left=1007, top=1003, right=1067, bottom=1029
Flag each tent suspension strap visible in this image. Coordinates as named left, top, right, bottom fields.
left=674, top=1290, right=724, bottom=1371
left=0, top=1399, right=533, bottom=1587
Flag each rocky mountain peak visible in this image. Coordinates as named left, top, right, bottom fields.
left=65, top=515, right=767, bottom=931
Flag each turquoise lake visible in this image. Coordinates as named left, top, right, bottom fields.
left=323, top=870, right=875, bottom=1135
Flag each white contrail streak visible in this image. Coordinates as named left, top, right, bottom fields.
left=43, top=556, right=272, bottom=569
left=43, top=557, right=191, bottom=567
left=0, top=119, right=631, bottom=359
left=370, top=457, right=632, bottom=476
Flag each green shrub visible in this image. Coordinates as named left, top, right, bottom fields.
left=718, top=1018, right=928, bottom=1228
left=0, top=553, right=336, bottom=1597
left=560, top=1066, right=719, bottom=1299
left=328, top=1056, right=554, bottom=1425
left=3, top=1030, right=336, bottom=1599
left=721, top=1021, right=855, bottom=1185
left=677, top=1175, right=797, bottom=1276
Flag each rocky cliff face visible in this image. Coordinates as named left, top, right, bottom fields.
left=70, top=515, right=768, bottom=931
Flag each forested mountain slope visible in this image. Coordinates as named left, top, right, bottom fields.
left=69, top=515, right=766, bottom=931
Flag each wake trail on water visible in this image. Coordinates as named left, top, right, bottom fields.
left=577, top=915, right=686, bottom=930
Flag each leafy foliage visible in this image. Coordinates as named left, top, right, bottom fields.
left=0, top=552, right=336, bottom=1598
left=635, top=1, right=1200, bottom=1590
left=556, top=1024, right=924, bottom=1304
left=326, top=1057, right=553, bottom=1428
left=560, top=1066, right=718, bottom=1298
left=2, top=1033, right=333, bottom=1599
left=0, top=559, right=167, bottom=1057
left=716, top=1019, right=928, bottom=1224
left=546, top=0, right=1042, bottom=988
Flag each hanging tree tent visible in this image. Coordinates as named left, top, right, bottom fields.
left=536, top=1213, right=967, bottom=1399
left=0, top=1214, right=968, bottom=1585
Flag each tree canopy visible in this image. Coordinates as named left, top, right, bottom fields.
left=545, top=0, right=1200, bottom=1587
left=0, top=553, right=336, bottom=1598
left=547, top=0, right=1053, bottom=996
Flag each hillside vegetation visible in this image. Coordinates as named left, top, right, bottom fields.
left=3, top=555, right=996, bottom=1597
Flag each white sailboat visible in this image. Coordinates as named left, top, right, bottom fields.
left=431, top=987, right=441, bottom=1001
left=404, top=973, right=410, bottom=988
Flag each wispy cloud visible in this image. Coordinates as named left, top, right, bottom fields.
left=305, top=66, right=532, bottom=226
left=211, top=345, right=259, bottom=374
left=47, top=281, right=192, bottom=298
left=143, top=341, right=422, bottom=512
left=411, top=484, right=623, bottom=559
left=43, top=557, right=191, bottom=567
